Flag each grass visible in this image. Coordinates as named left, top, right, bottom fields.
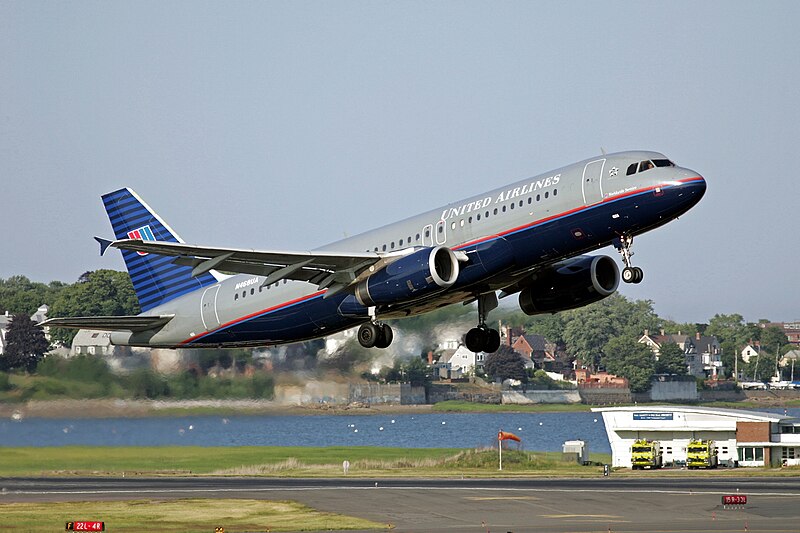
left=0, top=499, right=388, bottom=532
left=432, top=400, right=593, bottom=412
left=0, top=446, right=612, bottom=477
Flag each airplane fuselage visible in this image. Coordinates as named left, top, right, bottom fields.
left=106, top=151, right=705, bottom=348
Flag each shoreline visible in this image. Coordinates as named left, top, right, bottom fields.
left=0, top=399, right=438, bottom=419
left=2, top=397, right=798, bottom=419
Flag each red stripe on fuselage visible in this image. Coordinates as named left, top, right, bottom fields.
left=180, top=290, right=327, bottom=345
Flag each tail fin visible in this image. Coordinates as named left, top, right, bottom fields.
left=101, top=188, right=218, bottom=312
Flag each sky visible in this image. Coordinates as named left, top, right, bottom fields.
left=1, top=1, right=798, bottom=325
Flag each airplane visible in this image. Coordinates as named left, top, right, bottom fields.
left=42, top=151, right=706, bottom=353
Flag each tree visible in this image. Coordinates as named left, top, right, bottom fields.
left=602, top=336, right=655, bottom=392
left=484, top=346, right=527, bottom=383
left=655, top=342, right=687, bottom=375
left=0, top=276, right=67, bottom=315
left=49, top=270, right=140, bottom=346
left=1, top=314, right=50, bottom=372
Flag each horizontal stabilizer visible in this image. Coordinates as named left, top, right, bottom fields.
left=94, top=236, right=114, bottom=256
left=39, top=315, right=174, bottom=332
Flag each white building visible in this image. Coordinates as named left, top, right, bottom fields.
left=594, top=405, right=800, bottom=468
left=442, top=344, right=485, bottom=374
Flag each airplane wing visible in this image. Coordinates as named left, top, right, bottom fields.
left=96, top=238, right=384, bottom=297
left=39, top=315, right=174, bottom=332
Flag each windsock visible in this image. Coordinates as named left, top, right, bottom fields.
left=498, top=430, right=521, bottom=442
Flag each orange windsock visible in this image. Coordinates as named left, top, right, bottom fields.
left=498, top=430, right=521, bottom=442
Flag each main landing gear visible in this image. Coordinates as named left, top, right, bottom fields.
left=358, top=321, right=393, bottom=349
left=614, top=235, right=644, bottom=284
left=464, top=292, right=501, bottom=354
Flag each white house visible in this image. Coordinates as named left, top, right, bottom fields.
left=442, top=344, right=485, bottom=374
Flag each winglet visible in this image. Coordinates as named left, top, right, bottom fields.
left=94, top=236, right=114, bottom=256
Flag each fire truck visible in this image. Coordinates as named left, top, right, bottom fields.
left=630, top=439, right=663, bottom=469
left=687, top=439, right=718, bottom=469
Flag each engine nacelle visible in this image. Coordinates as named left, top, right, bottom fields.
left=355, top=246, right=460, bottom=307
left=518, top=255, right=619, bottom=315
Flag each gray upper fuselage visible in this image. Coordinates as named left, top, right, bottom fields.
left=116, top=151, right=703, bottom=347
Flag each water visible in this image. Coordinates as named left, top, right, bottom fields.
left=0, top=412, right=611, bottom=453
left=5, top=408, right=798, bottom=453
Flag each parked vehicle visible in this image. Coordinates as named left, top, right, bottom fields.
left=631, top=439, right=662, bottom=469
left=687, top=439, right=718, bottom=469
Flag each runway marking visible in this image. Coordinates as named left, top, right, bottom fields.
left=465, top=496, right=540, bottom=501
left=540, top=514, right=622, bottom=519
left=6, top=486, right=800, bottom=498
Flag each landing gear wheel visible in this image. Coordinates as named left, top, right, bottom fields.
left=374, top=323, right=394, bottom=349
left=632, top=267, right=644, bottom=284
left=465, top=327, right=488, bottom=353
left=465, top=327, right=501, bottom=353
left=358, top=323, right=379, bottom=348
left=484, top=328, right=501, bottom=353
left=622, top=267, right=636, bottom=284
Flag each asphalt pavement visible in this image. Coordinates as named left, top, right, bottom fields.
left=3, top=476, right=800, bottom=532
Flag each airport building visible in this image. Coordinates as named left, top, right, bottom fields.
left=593, top=405, right=800, bottom=468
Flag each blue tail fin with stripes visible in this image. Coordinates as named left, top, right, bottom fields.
left=101, top=188, right=218, bottom=312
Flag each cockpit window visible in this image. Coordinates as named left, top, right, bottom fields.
left=626, top=158, right=674, bottom=176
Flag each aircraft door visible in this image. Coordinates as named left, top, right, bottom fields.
left=435, top=219, right=447, bottom=245
left=581, top=158, right=606, bottom=205
left=200, top=285, right=221, bottom=331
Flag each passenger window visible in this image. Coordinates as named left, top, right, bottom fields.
left=519, top=200, right=523, bottom=207
left=234, top=294, right=239, bottom=301
left=382, top=244, right=387, bottom=251
left=391, top=242, right=395, bottom=249
left=493, top=208, right=498, bottom=215
left=416, top=233, right=420, bottom=241
left=425, top=229, right=430, bottom=237
left=536, top=194, right=540, bottom=201
left=476, top=214, right=481, bottom=221
left=528, top=197, right=532, bottom=204
left=468, top=216, right=472, bottom=223
left=250, top=288, right=255, bottom=295
left=510, top=203, right=515, bottom=210
left=399, top=239, right=403, bottom=246
left=450, top=222, right=456, bottom=230
left=438, top=225, right=443, bottom=233
left=545, top=191, right=549, bottom=199
left=485, top=211, right=490, bottom=218
left=502, top=205, right=507, bottom=212
left=553, top=189, right=558, bottom=196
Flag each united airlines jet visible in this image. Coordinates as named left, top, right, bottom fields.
left=43, top=151, right=705, bottom=354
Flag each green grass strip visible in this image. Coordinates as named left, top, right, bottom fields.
left=0, top=499, right=388, bottom=532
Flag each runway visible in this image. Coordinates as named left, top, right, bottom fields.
left=3, top=476, right=800, bottom=532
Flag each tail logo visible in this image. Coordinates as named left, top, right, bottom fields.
left=127, top=225, right=156, bottom=255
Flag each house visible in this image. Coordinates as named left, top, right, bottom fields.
left=741, top=344, right=762, bottom=364
left=759, top=321, right=800, bottom=346
left=639, top=329, right=723, bottom=378
left=440, top=344, right=486, bottom=375
left=512, top=334, right=548, bottom=364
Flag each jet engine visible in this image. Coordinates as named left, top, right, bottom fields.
left=354, top=246, right=460, bottom=307
left=518, top=255, right=619, bottom=315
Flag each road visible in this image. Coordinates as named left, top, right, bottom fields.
left=3, top=476, right=800, bottom=532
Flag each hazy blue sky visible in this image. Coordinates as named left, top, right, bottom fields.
left=1, top=1, right=798, bottom=324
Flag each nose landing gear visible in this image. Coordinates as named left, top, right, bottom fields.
left=614, top=235, right=643, bottom=284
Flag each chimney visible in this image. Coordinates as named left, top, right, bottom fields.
left=696, top=332, right=701, bottom=340
left=427, top=351, right=434, bottom=365
left=644, top=329, right=649, bottom=336
left=660, top=329, right=665, bottom=336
